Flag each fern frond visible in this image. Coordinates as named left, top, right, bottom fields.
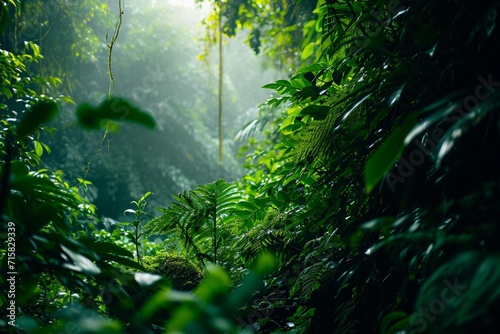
left=291, top=260, right=327, bottom=300
left=143, top=179, right=246, bottom=265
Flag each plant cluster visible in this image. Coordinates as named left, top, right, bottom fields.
left=2, top=0, right=500, bottom=333
left=193, top=0, right=500, bottom=332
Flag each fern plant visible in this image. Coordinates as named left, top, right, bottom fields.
left=144, top=179, right=242, bottom=266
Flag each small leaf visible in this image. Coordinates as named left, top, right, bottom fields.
left=261, top=83, right=278, bottom=90
left=388, top=83, right=406, bottom=107
left=140, top=191, right=153, bottom=202
left=302, top=42, right=316, bottom=60
left=34, top=140, right=43, bottom=156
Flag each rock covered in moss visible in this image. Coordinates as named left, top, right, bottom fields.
left=142, top=250, right=204, bottom=291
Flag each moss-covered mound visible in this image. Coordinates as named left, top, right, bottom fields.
left=142, top=250, right=204, bottom=291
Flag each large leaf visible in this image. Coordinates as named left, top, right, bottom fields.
left=45, top=303, right=124, bottom=334
left=365, top=112, right=418, bottom=193
left=76, top=97, right=156, bottom=130
left=60, top=245, right=101, bottom=276
left=16, top=100, right=59, bottom=138
left=76, top=237, right=134, bottom=258
left=434, top=93, right=499, bottom=166
left=413, top=252, right=500, bottom=333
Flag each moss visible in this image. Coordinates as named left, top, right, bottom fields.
left=142, top=250, right=204, bottom=291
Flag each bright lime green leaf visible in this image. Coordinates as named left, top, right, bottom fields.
left=302, top=42, right=316, bottom=59
left=194, top=264, right=231, bottom=302
left=254, top=251, right=275, bottom=276
left=77, top=177, right=92, bottom=185
left=34, top=140, right=43, bottom=156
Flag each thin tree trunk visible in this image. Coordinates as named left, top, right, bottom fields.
left=213, top=211, right=217, bottom=264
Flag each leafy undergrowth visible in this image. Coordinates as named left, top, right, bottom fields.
left=2, top=0, right=500, bottom=333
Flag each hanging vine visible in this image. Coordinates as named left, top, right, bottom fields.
left=217, top=3, right=223, bottom=164
left=106, top=0, right=123, bottom=97
left=82, top=0, right=123, bottom=181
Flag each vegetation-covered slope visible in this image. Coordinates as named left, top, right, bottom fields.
left=2, top=0, right=500, bottom=333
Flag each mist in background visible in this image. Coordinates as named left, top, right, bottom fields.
left=24, top=0, right=282, bottom=219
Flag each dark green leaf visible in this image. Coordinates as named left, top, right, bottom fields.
left=60, top=245, right=101, bottom=276
left=77, top=238, right=134, bottom=258
left=17, top=100, right=59, bottom=138
left=76, top=97, right=156, bottom=130
left=301, top=105, right=330, bottom=120
left=365, top=112, right=418, bottom=193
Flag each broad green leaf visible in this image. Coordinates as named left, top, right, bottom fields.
left=60, top=245, right=101, bottom=276
left=76, top=238, right=134, bottom=258
left=51, top=304, right=124, bottom=333
left=101, top=254, right=145, bottom=271
left=275, top=79, right=292, bottom=88
left=262, top=83, right=278, bottom=90
left=194, top=264, right=231, bottom=302
left=365, top=112, right=418, bottom=193
left=17, top=100, right=59, bottom=138
left=76, top=97, right=156, bottom=130
left=138, top=288, right=197, bottom=322
left=302, top=42, right=316, bottom=59
left=226, top=252, right=275, bottom=309
left=415, top=252, right=500, bottom=333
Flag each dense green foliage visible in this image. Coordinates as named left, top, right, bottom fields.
left=2, top=0, right=500, bottom=333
